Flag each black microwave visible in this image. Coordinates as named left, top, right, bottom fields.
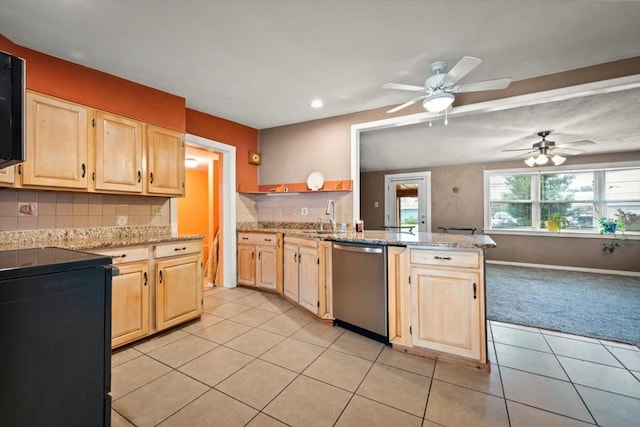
left=0, top=50, right=25, bottom=170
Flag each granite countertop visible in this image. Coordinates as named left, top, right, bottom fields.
left=238, top=225, right=496, bottom=249
left=0, top=226, right=204, bottom=251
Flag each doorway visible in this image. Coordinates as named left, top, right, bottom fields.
left=384, top=172, right=431, bottom=232
left=171, top=134, right=237, bottom=288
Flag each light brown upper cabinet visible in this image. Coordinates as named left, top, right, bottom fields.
left=22, top=92, right=89, bottom=189
left=146, top=124, right=185, bottom=196
left=94, top=111, right=144, bottom=193
left=15, top=91, right=185, bottom=197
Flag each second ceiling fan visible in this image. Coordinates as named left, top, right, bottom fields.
left=383, top=56, right=511, bottom=114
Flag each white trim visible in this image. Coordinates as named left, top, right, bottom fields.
left=487, top=260, right=640, bottom=277
left=484, top=229, right=640, bottom=240
left=351, top=76, right=640, bottom=223
left=172, top=133, right=237, bottom=288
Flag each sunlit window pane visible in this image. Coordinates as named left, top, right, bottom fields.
left=490, top=175, right=531, bottom=200
left=541, top=172, right=594, bottom=201
left=605, top=169, right=640, bottom=201
left=490, top=203, right=532, bottom=227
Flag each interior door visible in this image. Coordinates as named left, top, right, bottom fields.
left=385, top=172, right=431, bottom=232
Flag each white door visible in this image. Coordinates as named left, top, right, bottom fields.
left=384, top=172, right=431, bottom=232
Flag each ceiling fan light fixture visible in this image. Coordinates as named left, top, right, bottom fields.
left=423, top=92, right=455, bottom=113
left=535, top=153, right=549, bottom=165
left=524, top=156, right=537, bottom=167
left=552, top=154, right=566, bottom=165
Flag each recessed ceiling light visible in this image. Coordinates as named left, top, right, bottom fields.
left=310, top=99, right=323, bottom=108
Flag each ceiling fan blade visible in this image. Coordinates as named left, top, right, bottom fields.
left=502, top=147, right=537, bottom=152
left=555, top=139, right=596, bottom=147
left=386, top=95, right=427, bottom=113
left=443, top=56, right=481, bottom=85
left=453, top=77, right=512, bottom=93
left=554, top=147, right=586, bottom=153
left=382, top=82, right=426, bottom=92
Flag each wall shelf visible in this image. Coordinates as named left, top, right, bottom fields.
left=238, top=179, right=352, bottom=195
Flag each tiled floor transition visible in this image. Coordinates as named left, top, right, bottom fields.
left=111, top=286, right=640, bottom=427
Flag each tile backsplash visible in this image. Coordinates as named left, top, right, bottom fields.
left=0, top=189, right=170, bottom=232
left=237, top=191, right=353, bottom=226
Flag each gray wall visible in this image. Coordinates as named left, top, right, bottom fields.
left=360, top=152, right=640, bottom=272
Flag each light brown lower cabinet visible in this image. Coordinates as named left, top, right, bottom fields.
left=111, top=262, right=150, bottom=347
left=391, top=246, right=487, bottom=364
left=237, top=232, right=283, bottom=293
left=93, top=238, right=203, bottom=348
left=0, top=166, right=15, bottom=186
left=284, top=236, right=319, bottom=314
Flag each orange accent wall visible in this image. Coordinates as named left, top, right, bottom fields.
left=186, top=108, right=259, bottom=191
left=1, top=34, right=185, bottom=131
left=178, top=167, right=210, bottom=261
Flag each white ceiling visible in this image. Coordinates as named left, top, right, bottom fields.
left=1, top=0, right=639, bottom=131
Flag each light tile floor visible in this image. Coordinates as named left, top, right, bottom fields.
left=111, top=286, right=640, bottom=427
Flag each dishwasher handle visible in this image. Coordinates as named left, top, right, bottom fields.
left=333, top=243, right=383, bottom=254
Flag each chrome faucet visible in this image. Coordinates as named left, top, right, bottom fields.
left=325, top=199, right=336, bottom=232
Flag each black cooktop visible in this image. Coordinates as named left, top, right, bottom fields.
left=0, top=247, right=112, bottom=280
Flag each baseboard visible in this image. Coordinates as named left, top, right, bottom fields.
left=487, top=260, right=640, bottom=277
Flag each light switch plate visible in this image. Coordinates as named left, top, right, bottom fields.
left=301, top=207, right=308, bottom=215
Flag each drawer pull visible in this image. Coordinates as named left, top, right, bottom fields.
left=174, top=247, right=187, bottom=251
left=434, top=256, right=452, bottom=261
left=242, top=237, right=249, bottom=240
left=113, top=254, right=127, bottom=259
left=264, top=238, right=272, bottom=242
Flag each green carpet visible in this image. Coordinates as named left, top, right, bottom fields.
left=486, top=264, right=640, bottom=346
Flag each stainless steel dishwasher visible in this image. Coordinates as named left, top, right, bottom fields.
left=332, top=243, right=388, bottom=343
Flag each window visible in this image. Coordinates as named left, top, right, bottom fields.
left=485, top=164, right=640, bottom=233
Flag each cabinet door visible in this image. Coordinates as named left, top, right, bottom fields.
left=410, top=267, right=480, bottom=360
left=256, top=245, right=277, bottom=291
left=237, top=244, right=256, bottom=286
left=0, top=166, right=14, bottom=186
left=146, top=124, right=185, bottom=196
left=111, top=262, right=150, bottom=348
left=94, top=111, right=143, bottom=193
left=156, top=255, right=202, bottom=331
left=23, top=92, right=89, bottom=188
left=298, top=246, right=319, bottom=314
left=283, top=243, right=299, bottom=301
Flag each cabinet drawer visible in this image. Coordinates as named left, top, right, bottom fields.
left=284, top=236, right=318, bottom=249
left=93, top=246, right=149, bottom=264
left=154, top=240, right=202, bottom=258
left=238, top=232, right=278, bottom=247
left=410, top=248, right=479, bottom=269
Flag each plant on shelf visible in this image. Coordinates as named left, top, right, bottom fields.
left=598, top=209, right=627, bottom=254
left=544, top=212, right=568, bottom=232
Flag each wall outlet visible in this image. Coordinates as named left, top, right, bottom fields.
left=116, top=215, right=128, bottom=226
left=151, top=206, right=162, bottom=216
left=301, top=207, right=308, bottom=215
left=374, top=201, right=379, bottom=208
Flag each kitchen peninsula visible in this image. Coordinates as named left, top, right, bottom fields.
left=238, top=225, right=496, bottom=367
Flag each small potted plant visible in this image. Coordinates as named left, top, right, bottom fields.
left=544, top=212, right=567, bottom=232
left=598, top=209, right=627, bottom=254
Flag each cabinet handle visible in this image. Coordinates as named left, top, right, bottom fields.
left=258, top=251, right=262, bottom=261
left=81, top=163, right=86, bottom=178
left=150, top=172, right=154, bottom=184
left=473, top=282, right=477, bottom=299
left=137, top=170, right=141, bottom=183
left=113, top=254, right=127, bottom=259
left=92, top=171, right=95, bottom=181
left=143, top=272, right=148, bottom=286
left=434, top=256, right=452, bottom=261
left=159, top=270, right=163, bottom=283
left=17, top=164, right=21, bottom=175
left=298, top=252, right=302, bottom=264
left=294, top=252, right=298, bottom=263
left=173, top=247, right=186, bottom=251
left=251, top=251, right=255, bottom=260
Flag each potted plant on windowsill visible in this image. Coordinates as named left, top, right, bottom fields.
left=598, top=210, right=627, bottom=254
left=544, top=212, right=567, bottom=232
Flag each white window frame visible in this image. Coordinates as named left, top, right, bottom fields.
left=483, top=161, right=640, bottom=239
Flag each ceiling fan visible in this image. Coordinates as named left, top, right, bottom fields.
left=383, top=56, right=511, bottom=114
left=503, top=130, right=596, bottom=166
